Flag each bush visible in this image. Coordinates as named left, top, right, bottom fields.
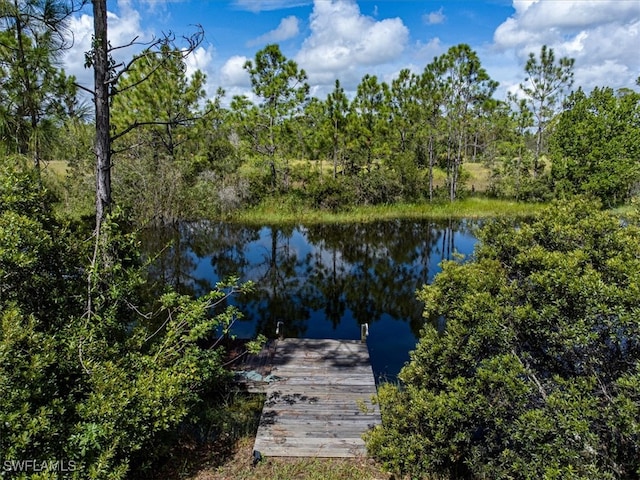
left=353, top=166, right=403, bottom=206
left=366, top=199, right=640, bottom=479
left=1, top=162, right=258, bottom=478
left=307, top=175, right=356, bottom=211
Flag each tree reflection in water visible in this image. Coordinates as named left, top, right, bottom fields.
left=141, top=219, right=478, bottom=380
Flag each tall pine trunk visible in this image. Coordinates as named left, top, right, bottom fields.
left=428, top=135, right=434, bottom=202
left=93, top=0, right=111, bottom=230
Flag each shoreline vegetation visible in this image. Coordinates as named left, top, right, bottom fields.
left=225, top=196, right=547, bottom=225
left=45, top=159, right=550, bottom=225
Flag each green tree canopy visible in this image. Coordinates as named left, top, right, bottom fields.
left=0, top=157, right=259, bottom=479
left=520, top=45, right=575, bottom=174
left=438, top=44, right=498, bottom=200
left=367, top=199, right=640, bottom=479
left=550, top=87, right=640, bottom=206
left=241, top=43, right=309, bottom=190
left=0, top=0, right=80, bottom=169
left=110, top=43, right=209, bottom=224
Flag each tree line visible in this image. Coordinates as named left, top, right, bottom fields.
left=103, top=41, right=639, bottom=222
left=3, top=2, right=640, bottom=228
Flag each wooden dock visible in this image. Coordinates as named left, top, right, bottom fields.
left=247, top=338, right=381, bottom=458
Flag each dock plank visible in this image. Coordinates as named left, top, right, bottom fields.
left=252, top=338, right=381, bottom=458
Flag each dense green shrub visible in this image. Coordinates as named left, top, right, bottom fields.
left=549, top=87, right=640, bottom=206
left=307, top=175, right=356, bottom=211
left=353, top=166, right=404, bottom=205
left=0, top=159, right=258, bottom=478
left=366, top=199, right=640, bottom=479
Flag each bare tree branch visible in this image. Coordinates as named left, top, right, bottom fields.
left=110, top=57, right=164, bottom=93
left=110, top=140, right=147, bottom=156
left=512, top=348, right=548, bottom=401
left=109, top=25, right=204, bottom=90
left=107, top=35, right=142, bottom=53
left=110, top=116, right=198, bottom=143
left=74, top=81, right=95, bottom=97
left=110, top=102, right=216, bottom=144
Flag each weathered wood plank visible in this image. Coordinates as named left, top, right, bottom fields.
left=252, top=446, right=366, bottom=458
left=257, top=427, right=372, bottom=438
left=262, top=384, right=376, bottom=394
left=253, top=438, right=369, bottom=447
left=265, top=390, right=375, bottom=398
left=257, top=429, right=377, bottom=440
left=272, top=367, right=375, bottom=376
left=259, top=417, right=378, bottom=426
left=262, top=403, right=377, bottom=412
left=270, top=378, right=376, bottom=387
left=253, top=436, right=368, bottom=457
left=261, top=409, right=379, bottom=422
left=261, top=401, right=378, bottom=411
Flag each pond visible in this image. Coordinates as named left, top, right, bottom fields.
left=143, top=219, right=480, bottom=381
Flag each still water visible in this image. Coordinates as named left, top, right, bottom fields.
left=143, top=219, right=479, bottom=381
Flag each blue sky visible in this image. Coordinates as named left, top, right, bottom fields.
left=64, top=0, right=640, bottom=103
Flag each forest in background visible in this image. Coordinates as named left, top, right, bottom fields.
left=54, top=41, right=640, bottom=224
left=1, top=1, right=640, bottom=478
left=2, top=0, right=639, bottom=225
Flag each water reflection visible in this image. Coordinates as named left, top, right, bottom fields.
left=141, top=219, right=478, bottom=380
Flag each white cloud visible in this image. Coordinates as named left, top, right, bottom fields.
left=423, top=7, right=445, bottom=25
left=512, top=0, right=536, bottom=15
left=232, top=0, right=311, bottom=13
left=185, top=45, right=214, bottom=79
left=140, top=0, right=185, bottom=6
left=493, top=0, right=640, bottom=92
left=412, top=37, right=445, bottom=64
left=179, top=44, right=225, bottom=101
left=579, top=59, right=632, bottom=88
left=62, top=13, right=94, bottom=87
left=493, top=17, right=547, bottom=50
left=515, top=0, right=640, bottom=30
left=295, top=0, right=409, bottom=89
left=138, top=0, right=186, bottom=15
left=220, top=55, right=251, bottom=87
left=247, top=15, right=300, bottom=47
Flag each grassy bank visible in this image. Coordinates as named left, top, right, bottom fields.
left=228, top=196, right=546, bottom=225
left=185, top=437, right=389, bottom=480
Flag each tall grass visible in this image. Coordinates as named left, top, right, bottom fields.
left=190, top=437, right=389, bottom=480
left=229, top=196, right=546, bottom=225
left=44, top=160, right=69, bottom=176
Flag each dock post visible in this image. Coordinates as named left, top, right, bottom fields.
left=276, top=321, right=284, bottom=340
left=360, top=323, right=369, bottom=343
